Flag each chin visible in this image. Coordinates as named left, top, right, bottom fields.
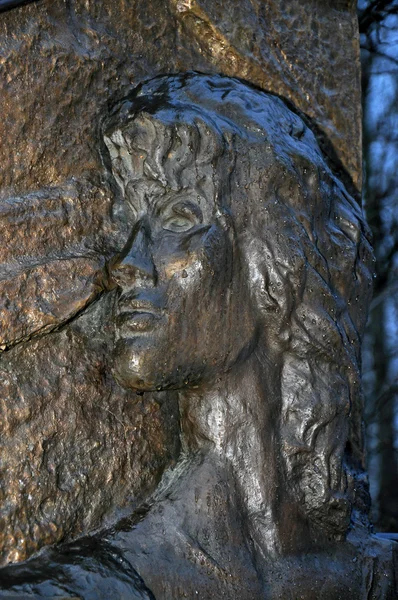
left=112, top=337, right=207, bottom=392
left=112, top=337, right=161, bottom=391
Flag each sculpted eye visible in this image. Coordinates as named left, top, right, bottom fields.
left=163, top=216, right=195, bottom=232
left=162, top=201, right=203, bottom=233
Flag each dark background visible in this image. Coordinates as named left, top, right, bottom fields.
left=359, top=0, right=398, bottom=533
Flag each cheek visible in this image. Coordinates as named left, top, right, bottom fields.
left=155, top=228, right=249, bottom=363
left=164, top=262, right=240, bottom=367
left=164, top=258, right=198, bottom=281
left=164, top=246, right=232, bottom=316
left=162, top=227, right=233, bottom=289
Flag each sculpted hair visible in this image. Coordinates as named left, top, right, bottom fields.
left=101, top=73, right=374, bottom=540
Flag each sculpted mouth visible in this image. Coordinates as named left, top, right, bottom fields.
left=116, top=310, right=160, bottom=332
left=116, top=296, right=163, bottom=333
left=118, top=298, right=160, bottom=313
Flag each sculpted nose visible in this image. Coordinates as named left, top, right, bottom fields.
left=109, top=220, right=157, bottom=287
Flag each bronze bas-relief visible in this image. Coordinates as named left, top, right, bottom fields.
left=0, top=74, right=396, bottom=598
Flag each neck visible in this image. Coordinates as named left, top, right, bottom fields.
left=177, top=347, right=282, bottom=554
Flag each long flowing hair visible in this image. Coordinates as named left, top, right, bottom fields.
left=101, top=73, right=374, bottom=541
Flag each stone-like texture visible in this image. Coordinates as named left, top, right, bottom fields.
left=0, top=71, right=396, bottom=598
left=0, top=0, right=363, bottom=569
left=0, top=296, right=180, bottom=564
left=0, top=181, right=116, bottom=347
left=0, top=0, right=361, bottom=198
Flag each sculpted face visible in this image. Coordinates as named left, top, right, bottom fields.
left=107, top=126, right=257, bottom=391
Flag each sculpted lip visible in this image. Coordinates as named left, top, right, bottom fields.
left=118, top=298, right=161, bottom=313
left=116, top=311, right=160, bottom=332
left=116, top=296, right=163, bottom=333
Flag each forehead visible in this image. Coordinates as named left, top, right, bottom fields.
left=104, top=114, right=221, bottom=209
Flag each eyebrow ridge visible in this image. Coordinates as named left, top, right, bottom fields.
left=153, top=193, right=204, bottom=219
